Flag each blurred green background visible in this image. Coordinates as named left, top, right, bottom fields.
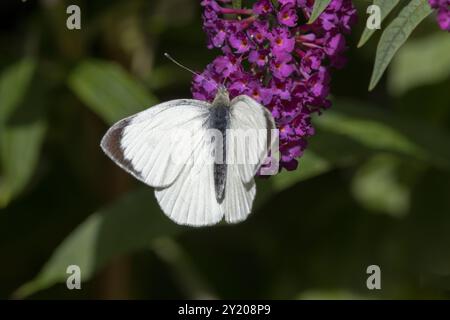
left=0, top=0, right=449, bottom=299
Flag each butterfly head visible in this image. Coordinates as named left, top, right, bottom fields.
left=213, top=85, right=230, bottom=107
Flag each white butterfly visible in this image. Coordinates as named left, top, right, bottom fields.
left=101, top=85, right=276, bottom=226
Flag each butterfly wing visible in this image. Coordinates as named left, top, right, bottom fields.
left=223, top=95, right=276, bottom=223
left=101, top=95, right=275, bottom=226
left=101, top=99, right=224, bottom=226
left=101, top=99, right=211, bottom=188
left=154, top=130, right=223, bottom=226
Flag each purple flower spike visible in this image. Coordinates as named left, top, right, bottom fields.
left=429, top=0, right=450, bottom=31
left=193, top=0, right=357, bottom=172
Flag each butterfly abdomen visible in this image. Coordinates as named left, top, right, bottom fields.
left=208, top=103, right=230, bottom=203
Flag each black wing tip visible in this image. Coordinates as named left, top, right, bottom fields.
left=99, top=118, right=144, bottom=180
left=100, top=124, right=126, bottom=162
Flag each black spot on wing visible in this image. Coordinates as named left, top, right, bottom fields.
left=100, top=117, right=144, bottom=181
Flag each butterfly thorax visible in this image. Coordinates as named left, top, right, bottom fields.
left=212, top=86, right=230, bottom=107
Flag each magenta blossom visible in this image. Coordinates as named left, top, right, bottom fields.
left=193, top=0, right=357, bottom=171
left=278, top=5, right=298, bottom=27
left=429, top=0, right=450, bottom=31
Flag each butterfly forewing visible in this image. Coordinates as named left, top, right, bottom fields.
left=101, top=99, right=211, bottom=188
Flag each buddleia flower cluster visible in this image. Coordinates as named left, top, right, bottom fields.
left=429, top=0, right=450, bottom=31
left=192, top=0, right=357, bottom=171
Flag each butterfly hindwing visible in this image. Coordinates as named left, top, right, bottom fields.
left=154, top=131, right=223, bottom=226
left=228, top=95, right=276, bottom=183
left=221, top=95, right=275, bottom=223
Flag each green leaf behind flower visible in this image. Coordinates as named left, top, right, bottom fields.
left=68, top=60, right=157, bottom=124
left=389, top=33, right=450, bottom=95
left=351, top=154, right=413, bottom=217
left=316, top=100, right=450, bottom=170
left=0, top=120, right=46, bottom=208
left=0, top=58, right=44, bottom=208
left=357, top=0, right=400, bottom=48
left=232, top=0, right=242, bottom=9
left=369, top=0, right=433, bottom=91
left=272, top=151, right=331, bottom=192
left=0, top=59, right=36, bottom=124
left=308, top=0, right=332, bottom=24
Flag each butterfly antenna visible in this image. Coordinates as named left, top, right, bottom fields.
left=164, top=53, right=203, bottom=78
left=164, top=52, right=220, bottom=91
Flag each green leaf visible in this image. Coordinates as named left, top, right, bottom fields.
left=269, top=98, right=450, bottom=193
left=0, top=59, right=36, bottom=124
left=358, top=0, right=400, bottom=48
left=315, top=108, right=424, bottom=159
left=232, top=0, right=242, bottom=9
left=316, top=100, right=450, bottom=170
left=0, top=58, right=43, bottom=208
left=68, top=60, right=157, bottom=124
left=15, top=188, right=182, bottom=298
left=389, top=33, right=450, bottom=95
left=272, top=151, right=331, bottom=192
left=269, top=129, right=381, bottom=193
left=369, top=0, right=432, bottom=91
left=352, top=154, right=411, bottom=217
left=0, top=120, right=46, bottom=207
left=308, top=130, right=377, bottom=166
left=308, top=0, right=332, bottom=24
